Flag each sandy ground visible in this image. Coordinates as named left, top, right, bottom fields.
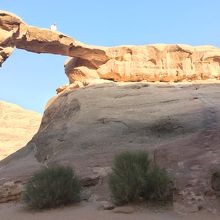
left=0, top=202, right=219, bottom=220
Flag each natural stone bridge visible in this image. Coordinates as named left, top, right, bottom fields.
left=1, top=10, right=220, bottom=91
left=0, top=11, right=108, bottom=66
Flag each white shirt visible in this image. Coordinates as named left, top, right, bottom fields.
left=50, top=24, right=57, bottom=32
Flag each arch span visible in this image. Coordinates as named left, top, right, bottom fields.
left=0, top=10, right=108, bottom=67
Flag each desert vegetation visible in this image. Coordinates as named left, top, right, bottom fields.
left=109, top=150, right=172, bottom=205
left=22, top=166, right=81, bottom=209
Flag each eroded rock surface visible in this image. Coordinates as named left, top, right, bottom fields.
left=1, top=10, right=220, bottom=86
left=0, top=46, right=13, bottom=67
left=1, top=83, right=220, bottom=210
left=65, top=44, right=220, bottom=85
left=0, top=181, right=23, bottom=203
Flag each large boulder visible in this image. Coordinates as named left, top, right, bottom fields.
left=0, top=82, right=220, bottom=209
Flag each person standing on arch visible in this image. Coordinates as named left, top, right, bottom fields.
left=50, top=23, right=57, bottom=32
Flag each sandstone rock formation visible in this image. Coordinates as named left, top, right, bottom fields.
left=0, top=46, right=13, bottom=67
left=1, top=10, right=220, bottom=86
left=0, top=10, right=108, bottom=67
left=1, top=10, right=220, bottom=210
left=65, top=44, right=220, bottom=86
left=0, top=101, right=41, bottom=160
left=0, top=181, right=23, bottom=203
left=1, top=83, right=220, bottom=210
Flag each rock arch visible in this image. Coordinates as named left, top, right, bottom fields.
left=0, top=10, right=108, bottom=68
left=1, top=10, right=220, bottom=92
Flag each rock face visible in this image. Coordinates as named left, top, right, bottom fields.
left=0, top=46, right=13, bottom=67
left=1, top=82, right=220, bottom=209
left=65, top=44, right=220, bottom=85
left=0, top=101, right=41, bottom=160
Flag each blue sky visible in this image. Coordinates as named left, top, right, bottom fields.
left=0, top=0, right=220, bottom=113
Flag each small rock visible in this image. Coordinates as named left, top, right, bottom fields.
left=113, top=206, right=135, bottom=214
left=92, top=167, right=112, bottom=178
left=0, top=181, right=23, bottom=203
left=3, top=181, right=15, bottom=187
left=80, top=175, right=100, bottom=187
left=174, top=202, right=199, bottom=215
left=80, top=191, right=91, bottom=201
left=207, top=207, right=217, bottom=214
left=205, top=189, right=216, bottom=197
left=88, top=194, right=100, bottom=203
left=99, top=201, right=114, bottom=210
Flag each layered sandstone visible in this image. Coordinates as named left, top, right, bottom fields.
left=0, top=101, right=41, bottom=160
left=0, top=10, right=108, bottom=67
left=1, top=10, right=220, bottom=86
left=0, top=181, right=23, bottom=203
left=0, top=46, right=13, bottom=67
left=65, top=44, right=220, bottom=85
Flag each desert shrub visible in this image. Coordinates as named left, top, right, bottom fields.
left=109, top=150, right=150, bottom=205
left=109, top=150, right=172, bottom=205
left=23, top=166, right=81, bottom=209
left=143, top=165, right=172, bottom=202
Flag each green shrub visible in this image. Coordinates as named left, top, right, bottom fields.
left=109, top=151, right=150, bottom=205
left=23, top=166, right=81, bottom=209
left=109, top=150, right=172, bottom=205
left=143, top=165, right=172, bottom=202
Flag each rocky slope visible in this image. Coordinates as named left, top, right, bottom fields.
left=0, top=101, right=41, bottom=160
left=1, top=82, right=220, bottom=210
